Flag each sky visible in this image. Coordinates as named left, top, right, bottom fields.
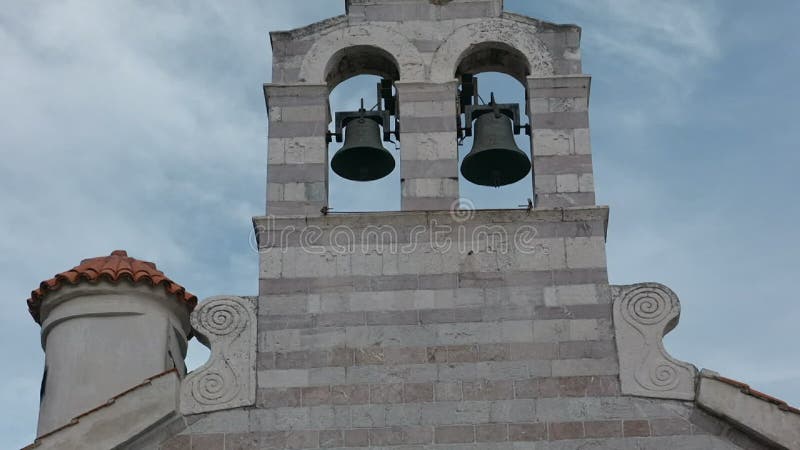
left=1, top=0, right=798, bottom=447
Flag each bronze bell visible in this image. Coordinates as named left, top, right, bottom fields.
left=331, top=115, right=395, bottom=182
left=461, top=110, right=531, bottom=187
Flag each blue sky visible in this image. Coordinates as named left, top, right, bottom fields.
left=1, top=1, right=798, bottom=447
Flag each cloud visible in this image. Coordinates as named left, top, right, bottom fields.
left=561, top=0, right=720, bottom=72
left=537, top=0, right=721, bottom=125
left=0, top=1, right=341, bottom=446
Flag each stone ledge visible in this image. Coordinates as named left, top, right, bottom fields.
left=697, top=369, right=800, bottom=450
left=254, top=205, right=610, bottom=231
left=25, top=370, right=180, bottom=450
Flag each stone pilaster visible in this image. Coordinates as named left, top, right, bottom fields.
left=526, top=75, right=595, bottom=208
left=264, top=83, right=330, bottom=217
left=396, top=81, right=460, bottom=211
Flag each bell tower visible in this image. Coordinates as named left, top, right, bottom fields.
left=250, top=0, right=719, bottom=448
left=264, top=0, right=593, bottom=215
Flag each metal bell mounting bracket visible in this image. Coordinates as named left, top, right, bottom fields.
left=458, top=77, right=531, bottom=142
left=326, top=80, right=399, bottom=144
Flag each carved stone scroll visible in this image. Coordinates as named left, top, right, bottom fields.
left=612, top=283, right=697, bottom=400
left=180, top=296, right=256, bottom=414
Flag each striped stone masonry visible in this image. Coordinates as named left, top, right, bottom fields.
left=396, top=81, right=460, bottom=211
left=527, top=75, right=595, bottom=209
left=264, top=83, right=330, bottom=217
left=168, top=400, right=772, bottom=449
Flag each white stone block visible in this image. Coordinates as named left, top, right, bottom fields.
left=279, top=104, right=328, bottom=122
left=533, top=129, right=572, bottom=156
left=285, top=136, right=327, bottom=164
left=501, top=320, right=534, bottom=342
left=551, top=358, right=618, bottom=377
left=402, top=101, right=451, bottom=117
left=260, top=329, right=301, bottom=352
left=257, top=369, right=309, bottom=388
left=556, top=174, right=580, bottom=193
left=259, top=253, right=282, bottom=279
left=267, top=106, right=282, bottom=121
left=283, top=182, right=306, bottom=201
left=565, top=236, right=606, bottom=269
left=535, top=174, right=557, bottom=193
left=543, top=284, right=598, bottom=306
left=267, top=138, right=285, bottom=164
left=530, top=98, right=550, bottom=114
left=579, top=173, right=594, bottom=192
left=267, top=183, right=284, bottom=201
left=532, top=319, right=569, bottom=342
left=514, top=238, right=567, bottom=271
left=403, top=132, right=457, bottom=161
left=573, top=128, right=591, bottom=155
left=569, top=319, right=599, bottom=340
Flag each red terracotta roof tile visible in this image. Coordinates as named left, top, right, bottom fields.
left=27, top=250, right=197, bottom=323
left=712, top=374, right=800, bottom=415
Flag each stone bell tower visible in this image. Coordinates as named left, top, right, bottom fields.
left=189, top=0, right=797, bottom=448
left=264, top=0, right=591, bottom=214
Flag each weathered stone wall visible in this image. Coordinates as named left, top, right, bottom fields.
left=157, top=208, right=774, bottom=449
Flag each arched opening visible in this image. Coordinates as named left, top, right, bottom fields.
left=456, top=42, right=531, bottom=85
left=322, top=45, right=401, bottom=212
left=324, top=45, right=400, bottom=89
left=327, top=73, right=400, bottom=212
left=455, top=43, right=533, bottom=209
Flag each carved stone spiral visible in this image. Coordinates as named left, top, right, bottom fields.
left=621, top=286, right=675, bottom=327
left=191, top=367, right=239, bottom=406
left=192, top=299, right=247, bottom=337
left=649, top=363, right=680, bottom=391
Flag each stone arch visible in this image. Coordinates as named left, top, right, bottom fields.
left=300, top=25, right=426, bottom=87
left=430, top=19, right=555, bottom=83
left=323, top=45, right=400, bottom=88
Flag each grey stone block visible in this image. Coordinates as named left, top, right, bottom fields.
left=267, top=164, right=327, bottom=183
left=402, top=159, right=459, bottom=179
left=535, top=193, right=596, bottom=208
left=420, top=401, right=490, bottom=425
left=534, top=157, right=593, bottom=176
left=264, top=83, right=328, bottom=104
left=268, top=120, right=329, bottom=138
left=402, top=196, right=457, bottom=211
left=351, top=404, right=386, bottom=428
left=185, top=410, right=250, bottom=434
left=396, top=82, right=458, bottom=103
left=401, top=116, right=458, bottom=133
left=386, top=403, right=423, bottom=426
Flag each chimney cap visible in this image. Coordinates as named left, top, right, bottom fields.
left=27, top=250, right=197, bottom=323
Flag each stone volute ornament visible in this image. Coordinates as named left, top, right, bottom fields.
left=612, top=283, right=697, bottom=400
left=180, top=295, right=257, bottom=414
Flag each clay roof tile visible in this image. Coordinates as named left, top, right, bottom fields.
left=713, top=374, right=800, bottom=415
left=27, top=250, right=197, bottom=324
